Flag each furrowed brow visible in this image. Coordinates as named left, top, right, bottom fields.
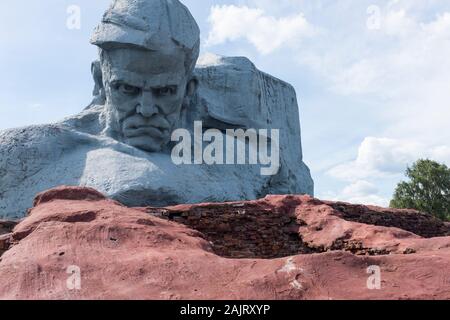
left=109, top=71, right=144, bottom=88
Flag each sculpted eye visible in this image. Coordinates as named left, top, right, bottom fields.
left=115, top=83, right=141, bottom=96
left=153, top=86, right=177, bottom=97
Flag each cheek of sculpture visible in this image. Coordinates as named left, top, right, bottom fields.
left=155, top=90, right=186, bottom=118
left=109, top=89, right=140, bottom=115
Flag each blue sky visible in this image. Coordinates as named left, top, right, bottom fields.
left=1, top=0, right=450, bottom=205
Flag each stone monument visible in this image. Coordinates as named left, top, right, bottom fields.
left=0, top=0, right=313, bottom=220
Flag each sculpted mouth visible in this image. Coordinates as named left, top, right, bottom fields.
left=124, top=125, right=169, bottom=138
left=122, top=114, right=172, bottom=139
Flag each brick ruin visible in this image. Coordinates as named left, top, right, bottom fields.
left=2, top=197, right=449, bottom=260
left=147, top=201, right=313, bottom=259
left=327, top=201, right=450, bottom=238
left=0, top=220, right=16, bottom=258
left=146, top=199, right=450, bottom=259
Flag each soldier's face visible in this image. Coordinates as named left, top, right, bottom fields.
left=102, top=48, right=191, bottom=152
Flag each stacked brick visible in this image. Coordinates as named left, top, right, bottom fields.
left=148, top=202, right=312, bottom=259
left=327, top=202, right=450, bottom=238
left=0, top=220, right=16, bottom=257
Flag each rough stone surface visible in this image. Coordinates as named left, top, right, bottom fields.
left=0, top=220, right=16, bottom=236
left=0, top=187, right=449, bottom=300
left=0, top=220, right=16, bottom=257
left=143, top=195, right=450, bottom=258
left=193, top=54, right=313, bottom=194
left=0, top=0, right=313, bottom=220
left=33, top=186, right=107, bottom=207
left=144, top=200, right=311, bottom=259
left=325, top=201, right=450, bottom=239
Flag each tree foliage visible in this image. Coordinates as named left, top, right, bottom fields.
left=390, top=159, right=450, bottom=221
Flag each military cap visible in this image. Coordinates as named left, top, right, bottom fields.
left=91, top=0, right=200, bottom=55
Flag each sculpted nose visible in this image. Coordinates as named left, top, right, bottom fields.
left=137, top=91, right=158, bottom=118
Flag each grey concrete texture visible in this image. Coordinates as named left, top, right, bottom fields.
left=0, top=0, right=313, bottom=220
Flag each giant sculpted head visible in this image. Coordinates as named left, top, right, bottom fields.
left=91, top=0, right=200, bottom=152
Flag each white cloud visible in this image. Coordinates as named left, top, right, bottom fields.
left=203, top=1, right=450, bottom=206
left=206, top=2, right=450, bottom=144
left=324, top=180, right=389, bottom=207
left=328, top=137, right=450, bottom=182
left=342, top=180, right=378, bottom=197
left=383, top=9, right=417, bottom=36
left=300, top=7, right=450, bottom=146
left=309, top=11, right=450, bottom=97
left=205, top=5, right=315, bottom=54
left=197, top=52, right=223, bottom=67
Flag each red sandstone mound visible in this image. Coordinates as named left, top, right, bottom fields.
left=0, top=186, right=449, bottom=300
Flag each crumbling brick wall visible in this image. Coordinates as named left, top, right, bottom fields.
left=327, top=202, right=450, bottom=238
left=147, top=202, right=313, bottom=259
left=0, top=221, right=16, bottom=257
left=146, top=199, right=450, bottom=259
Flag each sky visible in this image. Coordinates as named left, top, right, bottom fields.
left=1, top=0, right=450, bottom=206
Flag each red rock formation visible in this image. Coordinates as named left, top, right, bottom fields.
left=0, top=220, right=17, bottom=257
left=0, top=186, right=449, bottom=300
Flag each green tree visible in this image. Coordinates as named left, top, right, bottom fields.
left=390, top=159, right=450, bottom=221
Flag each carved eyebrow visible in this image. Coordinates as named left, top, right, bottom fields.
left=150, top=85, right=178, bottom=89
left=109, top=71, right=144, bottom=87
left=110, top=79, right=142, bottom=88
